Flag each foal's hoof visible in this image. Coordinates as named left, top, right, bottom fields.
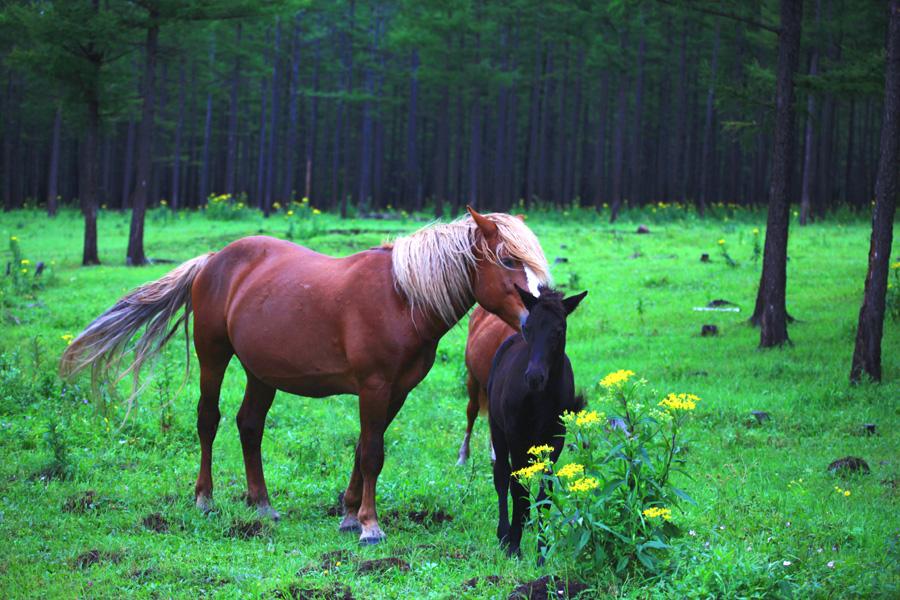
left=358, top=524, right=386, bottom=546
left=339, top=514, right=362, bottom=533
left=455, top=455, right=468, bottom=467
left=257, top=504, right=281, bottom=521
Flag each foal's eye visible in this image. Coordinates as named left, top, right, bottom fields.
left=501, top=257, right=517, bottom=269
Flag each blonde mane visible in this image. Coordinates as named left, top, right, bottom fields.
left=388, top=213, right=551, bottom=326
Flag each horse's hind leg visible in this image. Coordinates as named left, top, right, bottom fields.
left=237, top=370, right=278, bottom=520
left=194, top=339, right=233, bottom=511
left=456, top=373, right=481, bottom=465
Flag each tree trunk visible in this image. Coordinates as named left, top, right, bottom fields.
left=305, top=36, right=320, bottom=202
left=264, top=19, right=281, bottom=216
left=630, top=32, right=646, bottom=207
left=404, top=49, right=420, bottom=211
left=609, top=81, right=627, bottom=223
left=81, top=97, right=101, bottom=265
left=225, top=23, right=241, bottom=196
left=525, top=43, right=543, bottom=207
left=699, top=22, right=721, bottom=214
left=850, top=0, right=899, bottom=383
left=256, top=76, right=268, bottom=209
left=593, top=71, right=609, bottom=209
left=199, top=34, right=216, bottom=207
left=46, top=104, right=62, bottom=216
left=171, top=59, right=186, bottom=210
left=800, top=0, right=823, bottom=225
left=752, top=0, right=802, bottom=346
left=126, top=15, right=159, bottom=266
left=283, top=14, right=302, bottom=203
left=669, top=22, right=688, bottom=204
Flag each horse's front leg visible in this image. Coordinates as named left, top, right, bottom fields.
left=343, top=382, right=407, bottom=545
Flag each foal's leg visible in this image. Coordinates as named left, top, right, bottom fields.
left=507, top=452, right=533, bottom=558
left=193, top=340, right=233, bottom=511
left=456, top=373, right=481, bottom=465
left=236, top=370, right=279, bottom=520
left=491, top=430, right=512, bottom=547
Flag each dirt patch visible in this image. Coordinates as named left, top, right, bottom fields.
left=406, top=509, right=453, bottom=526
left=356, top=557, right=410, bottom=574
left=508, top=575, right=589, bottom=599
left=462, top=575, right=502, bottom=589
left=324, top=491, right=345, bottom=517
left=71, top=549, right=124, bottom=569
left=274, top=583, right=355, bottom=600
left=226, top=519, right=266, bottom=539
left=142, top=512, right=169, bottom=533
left=62, top=490, right=99, bottom=514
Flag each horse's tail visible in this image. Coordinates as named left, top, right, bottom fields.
left=60, top=253, right=215, bottom=401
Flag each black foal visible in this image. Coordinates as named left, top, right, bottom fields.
left=488, top=285, right=587, bottom=559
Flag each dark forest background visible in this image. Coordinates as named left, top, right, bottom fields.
left=0, top=0, right=890, bottom=218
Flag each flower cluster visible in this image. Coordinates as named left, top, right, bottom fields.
left=512, top=461, right=548, bottom=481
left=527, top=444, right=553, bottom=456
left=659, top=392, right=699, bottom=411
left=556, top=463, right=584, bottom=479
left=568, top=476, right=600, bottom=493
left=642, top=507, right=672, bottom=520
left=834, top=486, right=851, bottom=497
left=600, top=369, right=635, bottom=388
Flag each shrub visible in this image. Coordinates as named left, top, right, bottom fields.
left=518, top=370, right=697, bottom=577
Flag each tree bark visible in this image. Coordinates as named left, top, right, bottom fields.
left=799, top=0, right=823, bottom=225
left=609, top=80, right=627, bottom=222
left=225, top=23, right=242, bottom=196
left=752, top=0, right=802, bottom=346
left=404, top=49, right=420, bottom=210
left=264, top=19, right=281, bottom=216
left=283, top=14, right=302, bottom=203
left=199, top=34, right=216, bottom=207
left=699, top=22, right=721, bottom=214
left=81, top=97, right=101, bottom=265
left=126, top=14, right=159, bottom=266
left=850, top=0, right=899, bottom=383
left=171, top=59, right=186, bottom=210
left=46, top=104, right=62, bottom=216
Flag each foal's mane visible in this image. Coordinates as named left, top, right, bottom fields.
left=387, top=213, right=551, bottom=326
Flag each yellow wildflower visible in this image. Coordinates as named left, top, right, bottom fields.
left=717, top=239, right=725, bottom=245
left=20, top=259, right=30, bottom=265
left=20, top=268, right=27, bottom=274
left=302, top=197, right=309, bottom=204
left=659, top=393, right=699, bottom=411
left=512, top=461, right=547, bottom=481
left=568, top=477, right=600, bottom=493
left=600, top=369, right=635, bottom=388
left=844, top=490, right=851, bottom=497
left=313, top=208, right=322, bottom=215
left=557, top=463, right=584, bottom=479
left=10, top=236, right=18, bottom=241
left=575, top=410, right=602, bottom=427
left=159, top=199, right=168, bottom=206
left=272, top=202, right=281, bottom=210
left=61, top=334, right=74, bottom=344
left=642, top=506, right=672, bottom=520
left=527, top=444, right=553, bottom=456
left=287, top=210, right=295, bottom=217
left=891, top=261, right=900, bottom=270
left=752, top=228, right=760, bottom=235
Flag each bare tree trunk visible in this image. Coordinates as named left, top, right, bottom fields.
left=669, top=22, right=688, bottom=204
left=171, top=59, right=186, bottom=210
left=81, top=97, right=101, bottom=265
left=305, top=36, right=320, bottom=202
left=799, top=0, right=823, bottom=225
left=525, top=43, right=543, bottom=207
left=850, top=0, right=899, bottom=383
left=283, top=14, right=302, bottom=203
left=404, top=49, right=420, bottom=210
left=592, top=71, right=609, bottom=209
left=126, top=15, right=159, bottom=266
left=699, top=22, right=721, bottom=214
left=264, top=19, right=281, bottom=216
left=47, top=104, right=62, bottom=216
left=752, top=0, right=802, bottom=347
left=225, top=23, right=241, bottom=196
left=256, top=76, right=268, bottom=209
left=609, top=81, right=627, bottom=223
left=199, top=34, right=216, bottom=207
left=629, top=32, right=646, bottom=207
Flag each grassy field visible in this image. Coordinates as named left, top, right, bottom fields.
left=0, top=204, right=898, bottom=599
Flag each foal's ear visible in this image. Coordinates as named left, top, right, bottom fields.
left=467, top=205, right=498, bottom=240
left=515, top=284, right=538, bottom=311
left=562, top=290, right=588, bottom=315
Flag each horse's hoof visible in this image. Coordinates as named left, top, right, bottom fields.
left=195, top=495, right=213, bottom=513
left=257, top=504, right=281, bottom=521
left=358, top=524, right=386, bottom=545
left=339, top=514, right=362, bottom=533
left=455, top=455, right=468, bottom=466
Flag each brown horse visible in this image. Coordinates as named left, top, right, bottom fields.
left=457, top=307, right=515, bottom=465
left=60, top=207, right=550, bottom=545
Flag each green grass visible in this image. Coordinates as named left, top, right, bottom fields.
left=0, top=205, right=898, bottom=599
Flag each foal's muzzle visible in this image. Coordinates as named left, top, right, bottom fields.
left=525, top=368, right=547, bottom=392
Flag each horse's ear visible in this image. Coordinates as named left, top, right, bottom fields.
left=515, top=284, right=538, bottom=311
left=562, top=291, right=588, bottom=315
left=467, top=205, right=498, bottom=240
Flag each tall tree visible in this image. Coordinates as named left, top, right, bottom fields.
left=752, top=0, right=802, bottom=347
left=850, top=0, right=899, bottom=383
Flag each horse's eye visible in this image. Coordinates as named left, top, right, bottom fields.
left=501, top=257, right=517, bottom=269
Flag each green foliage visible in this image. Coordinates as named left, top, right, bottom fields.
left=888, top=262, right=900, bottom=322
left=204, top=192, right=254, bottom=221
left=518, top=373, right=695, bottom=577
